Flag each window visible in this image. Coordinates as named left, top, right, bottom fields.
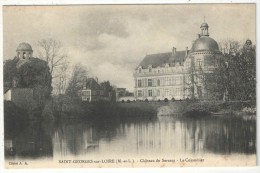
left=149, top=67, right=152, bottom=72
left=165, top=89, right=169, bottom=96
left=197, top=86, right=202, bottom=98
left=176, top=77, right=180, bottom=85
left=157, top=79, right=160, bottom=86
left=148, top=79, right=153, bottom=87
left=196, top=59, right=202, bottom=67
left=165, top=78, right=170, bottom=86
left=83, top=91, right=90, bottom=96
left=157, top=90, right=160, bottom=96
left=185, top=88, right=189, bottom=97
left=139, top=68, right=142, bottom=73
left=82, top=96, right=90, bottom=101
left=172, top=77, right=176, bottom=85
left=138, top=90, right=142, bottom=97
left=186, top=61, right=190, bottom=69
left=148, top=90, right=152, bottom=97
left=138, top=80, right=142, bottom=87
left=176, top=88, right=180, bottom=96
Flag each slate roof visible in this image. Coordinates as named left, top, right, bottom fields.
left=85, top=78, right=103, bottom=90
left=190, top=36, right=219, bottom=53
left=138, top=50, right=188, bottom=69
left=4, top=87, right=11, bottom=94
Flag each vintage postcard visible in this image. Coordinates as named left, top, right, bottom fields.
left=2, top=3, right=257, bottom=169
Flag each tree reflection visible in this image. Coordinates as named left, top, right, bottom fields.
left=5, top=120, right=54, bottom=158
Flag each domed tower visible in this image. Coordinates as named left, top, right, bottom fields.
left=16, top=42, right=33, bottom=59
left=190, top=22, right=220, bottom=54
left=189, top=22, right=222, bottom=67
left=200, top=22, right=209, bottom=36
left=187, top=21, right=222, bottom=99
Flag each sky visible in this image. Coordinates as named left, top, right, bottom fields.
left=3, top=4, right=256, bottom=91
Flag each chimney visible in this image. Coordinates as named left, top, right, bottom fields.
left=198, top=34, right=201, bottom=38
left=12, top=78, right=17, bottom=88
left=185, top=47, right=188, bottom=56
left=83, top=78, right=86, bottom=89
left=172, top=47, right=176, bottom=56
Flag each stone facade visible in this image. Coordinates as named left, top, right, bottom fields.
left=134, top=22, right=222, bottom=101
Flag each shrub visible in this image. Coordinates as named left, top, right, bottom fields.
left=158, top=99, right=161, bottom=102
left=191, top=98, right=198, bottom=102
left=171, top=98, right=175, bottom=102
left=164, top=98, right=168, bottom=102
left=145, top=98, right=149, bottom=102
left=121, top=100, right=125, bottom=103
left=126, top=100, right=130, bottom=103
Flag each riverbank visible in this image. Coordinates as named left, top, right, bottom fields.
left=156, top=100, right=256, bottom=118
left=4, top=98, right=256, bottom=122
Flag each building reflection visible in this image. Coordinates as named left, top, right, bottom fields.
left=5, top=114, right=256, bottom=159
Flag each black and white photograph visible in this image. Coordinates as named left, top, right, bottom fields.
left=2, top=3, right=257, bottom=168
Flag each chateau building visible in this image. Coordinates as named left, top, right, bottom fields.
left=79, top=78, right=105, bottom=102
left=133, top=22, right=222, bottom=101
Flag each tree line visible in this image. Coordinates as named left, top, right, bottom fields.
left=192, top=40, right=256, bottom=102
left=4, top=39, right=115, bottom=103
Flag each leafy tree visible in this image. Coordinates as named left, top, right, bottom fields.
left=4, top=57, right=52, bottom=108
left=3, top=57, right=19, bottom=87
left=202, top=40, right=256, bottom=101
left=228, top=41, right=256, bottom=101
left=4, top=57, right=51, bottom=91
left=17, top=58, right=52, bottom=89
left=100, top=81, right=114, bottom=95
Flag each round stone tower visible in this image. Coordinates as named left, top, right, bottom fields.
left=16, top=42, right=33, bottom=59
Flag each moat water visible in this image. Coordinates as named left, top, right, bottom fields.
left=4, top=113, right=256, bottom=160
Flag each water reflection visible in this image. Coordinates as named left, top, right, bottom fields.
left=5, top=120, right=53, bottom=158
left=5, top=115, right=256, bottom=159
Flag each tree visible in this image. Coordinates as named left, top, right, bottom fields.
left=18, top=58, right=52, bottom=90
left=218, top=39, right=242, bottom=55
left=202, top=39, right=256, bottom=101
left=65, top=64, right=88, bottom=98
left=100, top=81, right=114, bottom=96
left=3, top=57, right=52, bottom=107
left=100, top=80, right=116, bottom=102
left=37, top=39, right=68, bottom=93
left=228, top=40, right=256, bottom=101
left=53, top=61, right=70, bottom=95
left=3, top=57, right=19, bottom=87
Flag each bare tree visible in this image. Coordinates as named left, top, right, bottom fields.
left=53, top=60, right=70, bottom=95
left=37, top=38, right=68, bottom=93
left=66, top=64, right=88, bottom=98
left=218, top=39, right=242, bottom=55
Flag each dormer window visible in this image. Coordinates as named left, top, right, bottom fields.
left=148, top=65, right=152, bottom=72
left=165, top=64, right=169, bottom=68
left=138, top=66, right=142, bottom=73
